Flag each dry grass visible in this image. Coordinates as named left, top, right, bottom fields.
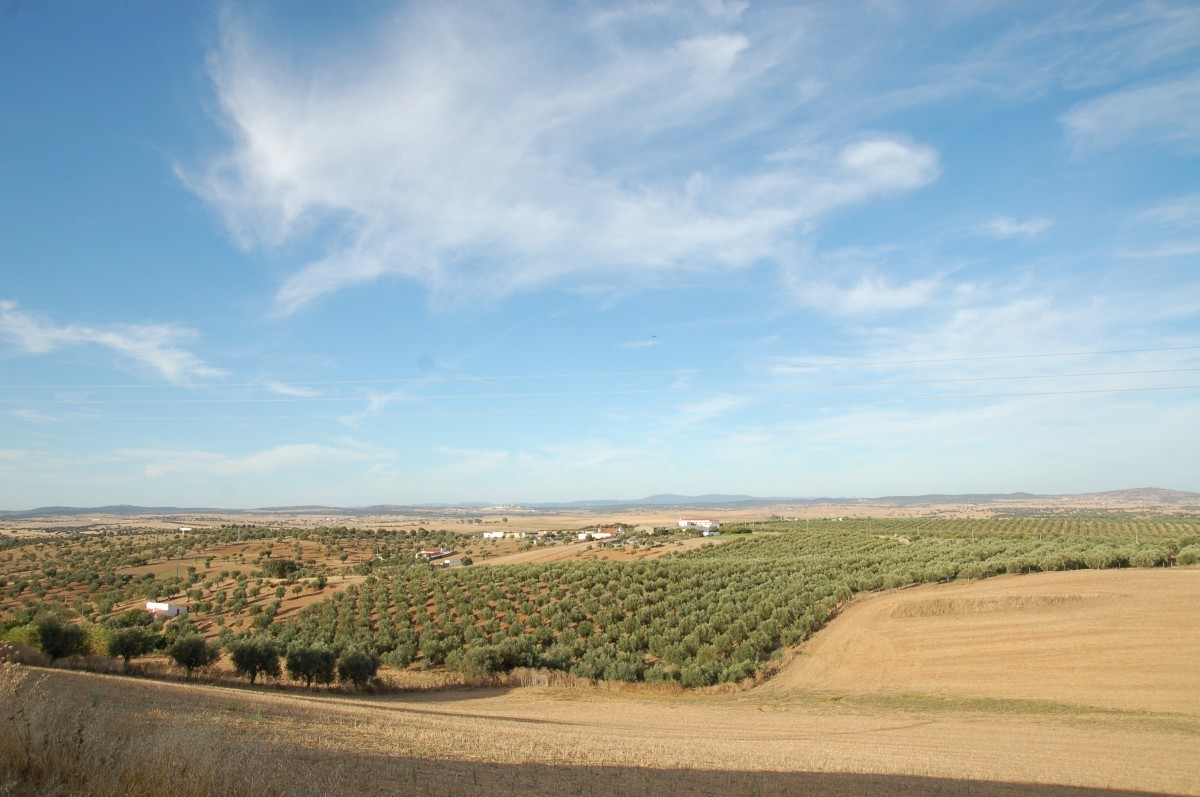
left=0, top=665, right=351, bottom=796
left=770, top=569, right=1200, bottom=715
left=891, top=593, right=1097, bottom=618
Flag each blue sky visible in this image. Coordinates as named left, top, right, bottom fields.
left=2, top=1, right=1198, bottom=509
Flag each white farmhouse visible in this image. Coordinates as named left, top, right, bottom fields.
left=592, top=526, right=624, bottom=540
left=145, top=602, right=187, bottom=618
left=482, top=531, right=505, bottom=539
left=679, top=518, right=721, bottom=531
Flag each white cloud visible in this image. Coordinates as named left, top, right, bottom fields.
left=1118, top=242, right=1200, bottom=259
left=1062, top=73, right=1200, bottom=154
left=1133, top=194, right=1200, bottom=230
left=7, top=409, right=59, bottom=424
left=979, top=216, right=1052, bottom=238
left=338, top=390, right=415, bottom=426
left=794, top=274, right=943, bottom=316
left=1119, top=194, right=1200, bottom=258
left=264, top=380, right=320, bottom=398
left=675, top=395, right=750, bottom=426
left=0, top=300, right=224, bottom=383
left=187, top=5, right=940, bottom=313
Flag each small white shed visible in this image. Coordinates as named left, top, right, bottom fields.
left=146, top=601, right=188, bottom=618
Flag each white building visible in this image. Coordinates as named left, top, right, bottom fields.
left=482, top=531, right=505, bottom=539
left=679, top=518, right=721, bottom=531
left=146, top=602, right=187, bottom=618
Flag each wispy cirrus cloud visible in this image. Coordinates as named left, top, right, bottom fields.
left=1062, top=73, right=1200, bottom=154
left=793, top=274, right=944, bottom=317
left=186, top=3, right=940, bottom=313
left=129, top=442, right=391, bottom=479
left=0, top=300, right=224, bottom=383
left=617, top=339, right=659, bottom=350
left=264, top=380, right=320, bottom=398
left=979, top=216, right=1052, bottom=238
left=338, top=390, right=413, bottom=427
left=1118, top=194, right=1200, bottom=258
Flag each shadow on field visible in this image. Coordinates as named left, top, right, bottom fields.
left=1, top=667, right=1183, bottom=797
left=282, top=748, right=1178, bottom=797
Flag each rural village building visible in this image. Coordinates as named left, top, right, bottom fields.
left=578, top=526, right=625, bottom=541
left=679, top=518, right=721, bottom=531
left=415, top=548, right=457, bottom=561
left=145, top=601, right=188, bottom=618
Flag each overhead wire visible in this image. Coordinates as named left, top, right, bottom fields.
left=9, top=383, right=1200, bottom=422
left=1, top=367, right=1198, bottom=405
left=2, top=344, right=1199, bottom=391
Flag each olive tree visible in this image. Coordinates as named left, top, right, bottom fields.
left=228, top=636, right=281, bottom=685
left=337, top=650, right=379, bottom=691
left=168, top=634, right=220, bottom=679
left=286, top=645, right=336, bottom=688
left=107, top=626, right=158, bottom=667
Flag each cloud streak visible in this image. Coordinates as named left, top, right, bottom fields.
left=0, top=300, right=224, bottom=383
left=132, top=442, right=391, bottom=478
left=980, top=217, right=1052, bottom=238
left=1063, top=73, right=1200, bottom=154
left=188, top=3, right=940, bottom=313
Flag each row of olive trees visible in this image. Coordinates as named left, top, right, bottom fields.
left=0, top=610, right=379, bottom=692
left=269, top=519, right=1199, bottom=686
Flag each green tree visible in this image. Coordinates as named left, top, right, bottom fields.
left=261, top=559, right=300, bottom=579
left=107, top=626, right=158, bottom=667
left=286, top=645, right=336, bottom=688
left=109, top=608, right=154, bottom=628
left=337, top=650, right=379, bottom=691
left=228, top=636, right=281, bottom=685
left=34, top=615, right=89, bottom=660
left=168, top=634, right=220, bottom=679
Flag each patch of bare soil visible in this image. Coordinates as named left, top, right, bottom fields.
left=765, top=568, right=1200, bottom=715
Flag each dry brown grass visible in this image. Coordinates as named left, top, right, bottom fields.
left=4, top=569, right=1198, bottom=796
left=890, top=593, right=1098, bottom=618
left=770, top=569, right=1200, bottom=715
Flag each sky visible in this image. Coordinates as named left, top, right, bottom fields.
left=1, top=1, right=1198, bottom=509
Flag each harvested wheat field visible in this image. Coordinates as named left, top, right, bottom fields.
left=5, top=569, right=1199, bottom=797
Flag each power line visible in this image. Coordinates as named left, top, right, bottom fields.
left=7, top=383, right=1199, bottom=422
left=2, top=367, right=1198, bottom=405
left=2, top=344, right=1198, bottom=391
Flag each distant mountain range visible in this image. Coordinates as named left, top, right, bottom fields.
left=2, top=488, right=1197, bottom=519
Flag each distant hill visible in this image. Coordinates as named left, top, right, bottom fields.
left=875, top=492, right=1045, bottom=506
left=0, top=504, right=226, bottom=519
left=3, top=488, right=1197, bottom=518
left=1084, top=488, right=1200, bottom=504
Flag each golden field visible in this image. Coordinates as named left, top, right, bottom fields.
left=4, top=567, right=1198, bottom=796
